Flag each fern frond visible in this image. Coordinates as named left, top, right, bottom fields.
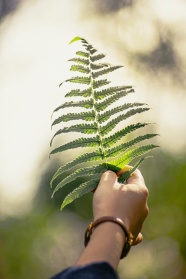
left=52, top=164, right=106, bottom=196
left=118, top=157, right=146, bottom=183
left=106, top=134, right=158, bottom=158
left=90, top=53, right=106, bottom=62
left=98, top=103, right=147, bottom=122
left=91, top=62, right=111, bottom=70
left=65, top=88, right=92, bottom=98
left=63, top=76, right=91, bottom=85
left=69, top=36, right=82, bottom=44
left=100, top=108, right=150, bottom=136
left=50, top=150, right=103, bottom=187
left=61, top=176, right=101, bottom=209
left=50, top=123, right=97, bottom=145
left=95, top=91, right=135, bottom=113
left=92, top=66, right=123, bottom=79
left=76, top=51, right=89, bottom=58
left=50, top=136, right=100, bottom=155
left=52, top=111, right=95, bottom=126
left=94, top=86, right=134, bottom=100
left=50, top=36, right=159, bottom=209
left=85, top=45, right=97, bottom=55
left=89, top=48, right=97, bottom=55
left=103, top=124, right=151, bottom=149
left=68, top=57, right=89, bottom=66
left=52, top=99, right=93, bottom=113
left=70, top=65, right=90, bottom=74
left=93, top=79, right=110, bottom=89
left=109, top=145, right=158, bottom=169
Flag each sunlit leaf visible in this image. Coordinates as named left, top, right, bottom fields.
left=50, top=36, right=158, bottom=209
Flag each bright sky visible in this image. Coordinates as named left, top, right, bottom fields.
left=0, top=0, right=186, bottom=217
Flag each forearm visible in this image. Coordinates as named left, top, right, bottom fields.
left=75, top=222, right=126, bottom=269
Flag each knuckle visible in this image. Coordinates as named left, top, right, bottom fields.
left=145, top=205, right=149, bottom=217
left=143, top=187, right=149, bottom=197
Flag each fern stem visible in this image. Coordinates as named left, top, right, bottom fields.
left=89, top=54, right=108, bottom=167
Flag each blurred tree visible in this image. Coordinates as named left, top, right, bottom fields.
left=137, top=37, right=177, bottom=71
left=94, top=0, right=133, bottom=13
left=0, top=0, right=20, bottom=21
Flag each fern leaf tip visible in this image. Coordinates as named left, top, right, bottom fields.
left=51, top=192, right=55, bottom=198
left=49, top=152, right=53, bottom=159
left=60, top=202, right=65, bottom=210
left=69, top=36, right=82, bottom=45
left=51, top=112, right=54, bottom=120
left=59, top=80, right=66, bottom=87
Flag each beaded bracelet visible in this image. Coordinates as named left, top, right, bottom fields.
left=84, top=216, right=134, bottom=259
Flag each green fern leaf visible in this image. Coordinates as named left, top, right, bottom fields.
left=70, top=65, right=90, bottom=74
left=61, top=176, right=101, bottom=209
left=50, top=136, right=100, bottom=156
left=103, top=124, right=151, bottom=149
left=52, top=111, right=95, bottom=126
left=50, top=123, right=97, bottom=145
left=90, top=53, right=106, bottom=62
left=93, top=79, right=110, bottom=89
left=106, top=134, right=158, bottom=158
left=92, top=66, right=123, bottom=79
left=100, top=108, right=150, bottom=136
left=65, top=88, right=92, bottom=98
left=85, top=44, right=98, bottom=54
left=98, top=103, right=146, bottom=122
left=89, top=48, right=97, bottom=55
left=76, top=51, right=89, bottom=58
left=68, top=57, right=89, bottom=66
left=63, top=76, right=91, bottom=85
left=69, top=36, right=82, bottom=44
left=52, top=99, right=93, bottom=113
left=91, top=62, right=111, bottom=70
left=50, top=150, right=103, bottom=187
left=118, top=157, right=146, bottom=183
left=98, top=103, right=149, bottom=124
left=109, top=145, right=158, bottom=169
left=94, top=86, right=134, bottom=100
left=50, top=36, right=159, bottom=209
left=95, top=92, right=136, bottom=113
left=52, top=164, right=106, bottom=197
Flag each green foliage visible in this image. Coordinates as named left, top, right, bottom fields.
left=50, top=36, right=158, bottom=209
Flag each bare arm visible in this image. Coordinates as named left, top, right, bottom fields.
left=75, top=167, right=149, bottom=269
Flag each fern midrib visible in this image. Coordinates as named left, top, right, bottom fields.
left=88, top=51, right=108, bottom=167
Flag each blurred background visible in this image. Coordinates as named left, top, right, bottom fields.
left=0, top=0, right=186, bottom=278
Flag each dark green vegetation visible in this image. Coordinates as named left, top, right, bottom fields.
left=50, top=37, right=158, bottom=209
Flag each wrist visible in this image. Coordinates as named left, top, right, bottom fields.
left=94, top=213, right=132, bottom=233
left=76, top=221, right=125, bottom=268
left=85, top=216, right=134, bottom=259
left=91, top=221, right=126, bottom=244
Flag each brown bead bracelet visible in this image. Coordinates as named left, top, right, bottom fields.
left=84, top=216, right=134, bottom=259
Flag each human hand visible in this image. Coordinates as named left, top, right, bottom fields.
left=93, top=167, right=149, bottom=245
